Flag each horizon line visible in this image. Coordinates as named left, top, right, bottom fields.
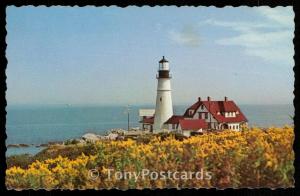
left=6, top=102, right=294, bottom=107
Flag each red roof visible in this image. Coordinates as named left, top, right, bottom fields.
left=164, top=115, right=184, bottom=124
left=179, top=119, right=208, bottom=131
left=140, top=116, right=154, bottom=124
left=184, top=98, right=247, bottom=123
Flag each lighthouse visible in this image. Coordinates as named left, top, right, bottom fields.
left=153, top=56, right=174, bottom=131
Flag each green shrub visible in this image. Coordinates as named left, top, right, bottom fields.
left=6, top=154, right=33, bottom=169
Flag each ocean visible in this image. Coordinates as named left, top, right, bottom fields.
left=6, top=104, right=294, bottom=156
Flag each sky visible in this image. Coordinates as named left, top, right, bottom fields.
left=6, top=6, right=294, bottom=105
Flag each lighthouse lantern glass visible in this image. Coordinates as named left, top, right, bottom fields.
left=159, top=62, right=169, bottom=71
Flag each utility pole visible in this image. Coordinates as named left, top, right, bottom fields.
left=209, top=101, right=211, bottom=130
left=125, top=105, right=130, bottom=131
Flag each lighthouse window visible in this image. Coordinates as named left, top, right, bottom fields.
left=160, top=97, right=162, bottom=102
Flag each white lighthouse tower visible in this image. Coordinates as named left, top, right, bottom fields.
left=153, top=56, right=174, bottom=131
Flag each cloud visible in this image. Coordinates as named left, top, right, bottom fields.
left=202, top=7, right=294, bottom=64
left=257, top=7, right=294, bottom=27
left=202, top=19, right=276, bottom=33
left=168, top=25, right=201, bottom=47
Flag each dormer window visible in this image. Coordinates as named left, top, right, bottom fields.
left=224, top=111, right=236, bottom=118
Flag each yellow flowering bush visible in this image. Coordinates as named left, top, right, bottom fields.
left=6, top=126, right=294, bottom=189
left=6, top=154, right=97, bottom=189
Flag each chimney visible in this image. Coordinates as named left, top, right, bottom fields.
left=224, top=96, right=228, bottom=101
left=198, top=97, right=201, bottom=102
left=207, top=96, right=211, bottom=101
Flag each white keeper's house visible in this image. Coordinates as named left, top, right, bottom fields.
left=139, top=57, right=248, bottom=136
left=165, top=96, right=248, bottom=134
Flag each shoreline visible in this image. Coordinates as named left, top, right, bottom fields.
left=6, top=127, right=145, bottom=156
left=6, top=124, right=293, bottom=157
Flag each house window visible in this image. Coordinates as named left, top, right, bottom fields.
left=205, top=113, right=208, bottom=119
left=201, top=105, right=204, bottom=110
left=172, top=124, right=176, bottom=129
left=198, top=112, right=202, bottom=119
left=189, top=110, right=193, bottom=116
